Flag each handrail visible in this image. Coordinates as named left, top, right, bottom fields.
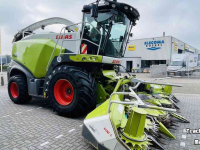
left=46, top=21, right=103, bottom=71
left=130, top=78, right=182, bottom=87
left=107, top=86, right=176, bottom=113
left=59, top=21, right=102, bottom=55
left=131, top=82, right=141, bottom=90
left=46, top=27, right=65, bottom=71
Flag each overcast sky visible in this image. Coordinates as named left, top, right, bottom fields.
left=0, top=0, right=200, bottom=54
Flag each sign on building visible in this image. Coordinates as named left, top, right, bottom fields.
left=174, top=41, right=178, bottom=51
left=128, top=45, right=135, bottom=51
left=0, top=29, right=1, bottom=55
left=184, top=44, right=194, bottom=53
left=144, top=40, right=164, bottom=51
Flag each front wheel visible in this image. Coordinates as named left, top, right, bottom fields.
left=8, top=75, right=32, bottom=104
left=48, top=65, right=96, bottom=117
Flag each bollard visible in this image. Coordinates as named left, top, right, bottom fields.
left=0, top=76, right=4, bottom=86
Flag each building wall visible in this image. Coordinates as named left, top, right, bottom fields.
left=0, top=55, right=11, bottom=65
left=120, top=57, right=141, bottom=72
left=171, top=37, right=199, bottom=56
left=125, top=36, right=199, bottom=61
left=125, top=36, right=171, bottom=61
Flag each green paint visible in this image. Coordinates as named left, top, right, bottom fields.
left=96, top=83, right=109, bottom=104
left=110, top=96, right=125, bottom=128
left=85, top=100, right=109, bottom=120
left=145, top=118, right=153, bottom=129
left=163, top=85, right=172, bottom=95
left=12, top=39, right=64, bottom=78
left=158, top=122, right=176, bottom=139
left=103, top=70, right=117, bottom=79
left=170, top=112, right=189, bottom=123
left=69, top=54, right=102, bottom=63
left=113, top=79, right=122, bottom=92
left=124, top=107, right=147, bottom=137
left=145, top=109, right=167, bottom=117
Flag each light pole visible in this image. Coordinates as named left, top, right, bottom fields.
left=0, top=28, right=4, bottom=86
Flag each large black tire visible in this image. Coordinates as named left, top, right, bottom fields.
left=8, top=75, right=32, bottom=104
left=48, top=65, right=96, bottom=117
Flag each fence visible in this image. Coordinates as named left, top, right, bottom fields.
left=150, top=64, right=167, bottom=78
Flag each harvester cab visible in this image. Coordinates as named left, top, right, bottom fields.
left=80, top=0, right=139, bottom=58
left=51, top=0, right=140, bottom=64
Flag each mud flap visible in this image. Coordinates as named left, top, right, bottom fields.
left=170, top=112, right=190, bottom=123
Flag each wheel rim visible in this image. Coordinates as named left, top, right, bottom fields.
left=10, top=82, right=19, bottom=98
left=54, top=79, right=74, bottom=106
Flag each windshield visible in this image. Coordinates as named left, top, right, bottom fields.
left=82, top=12, right=130, bottom=58
left=170, top=61, right=184, bottom=66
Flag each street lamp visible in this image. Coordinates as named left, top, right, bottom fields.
left=0, top=28, right=4, bottom=86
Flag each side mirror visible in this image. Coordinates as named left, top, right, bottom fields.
left=91, top=4, right=98, bottom=18
left=129, top=33, right=133, bottom=37
left=119, top=36, right=123, bottom=42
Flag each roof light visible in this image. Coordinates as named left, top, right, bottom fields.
left=112, top=4, right=116, bottom=8
left=104, top=1, right=109, bottom=5
left=124, top=6, right=128, bottom=10
left=130, top=7, right=133, bottom=11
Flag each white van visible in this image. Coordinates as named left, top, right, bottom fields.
left=167, top=54, right=198, bottom=76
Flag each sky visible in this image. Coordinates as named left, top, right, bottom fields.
left=0, top=0, right=200, bottom=54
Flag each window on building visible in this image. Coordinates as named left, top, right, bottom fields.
left=178, top=49, right=183, bottom=54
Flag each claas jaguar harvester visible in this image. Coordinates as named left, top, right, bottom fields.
left=8, top=0, right=140, bottom=117
left=8, top=0, right=188, bottom=149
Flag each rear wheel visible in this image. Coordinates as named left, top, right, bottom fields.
left=48, top=65, right=96, bottom=117
left=8, top=75, right=31, bottom=104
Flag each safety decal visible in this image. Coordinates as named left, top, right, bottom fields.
left=81, top=44, right=87, bottom=54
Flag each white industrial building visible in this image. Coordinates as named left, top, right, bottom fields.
left=121, top=36, right=200, bottom=72
left=0, top=55, right=11, bottom=65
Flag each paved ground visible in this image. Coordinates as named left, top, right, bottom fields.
left=162, top=93, right=200, bottom=150
left=126, top=73, right=200, bottom=94
left=0, top=72, right=200, bottom=150
left=0, top=86, right=95, bottom=150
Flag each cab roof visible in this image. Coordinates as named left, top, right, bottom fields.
left=82, top=0, right=140, bottom=25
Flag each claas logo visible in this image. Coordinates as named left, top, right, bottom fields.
left=56, top=35, right=72, bottom=39
left=128, top=45, right=135, bottom=51
left=112, top=60, right=121, bottom=64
